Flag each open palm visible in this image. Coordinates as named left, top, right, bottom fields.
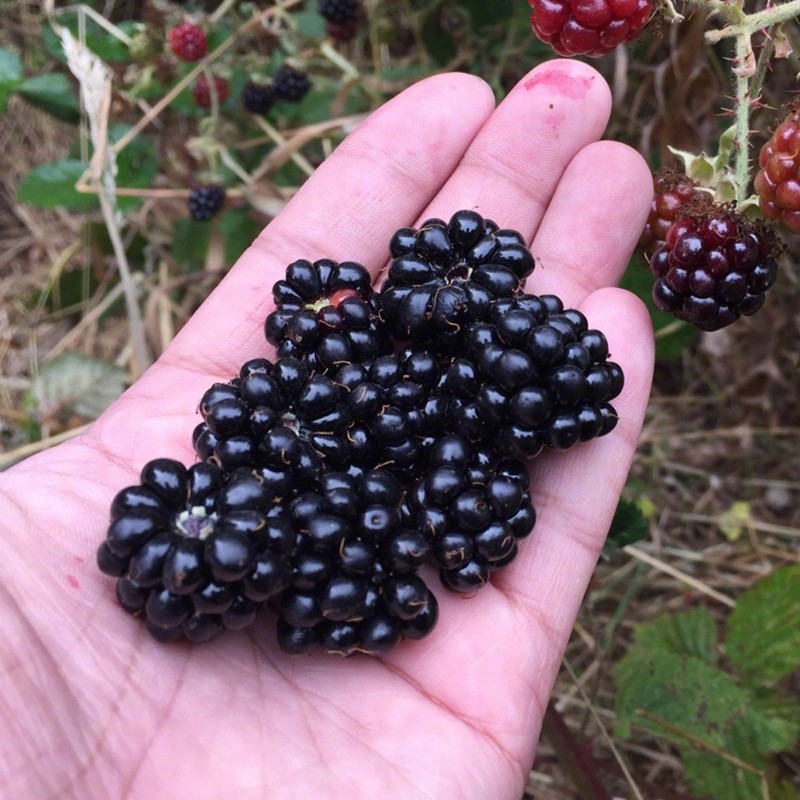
left=0, top=60, right=654, bottom=800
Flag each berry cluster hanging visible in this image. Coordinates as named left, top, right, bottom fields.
left=96, top=210, right=624, bottom=657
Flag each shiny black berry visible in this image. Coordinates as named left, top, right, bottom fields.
left=188, top=185, right=225, bottom=221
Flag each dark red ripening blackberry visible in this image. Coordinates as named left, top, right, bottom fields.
left=271, top=65, right=311, bottom=102
left=335, top=348, right=446, bottom=477
left=528, top=0, right=652, bottom=58
left=97, top=458, right=296, bottom=642
left=407, top=436, right=535, bottom=593
left=380, top=209, right=536, bottom=350
left=195, top=356, right=352, bottom=474
left=242, top=80, right=275, bottom=114
left=265, top=258, right=390, bottom=371
left=274, top=468, right=439, bottom=656
left=649, top=211, right=779, bottom=331
left=188, top=185, right=225, bottom=221
left=638, top=170, right=700, bottom=259
left=193, top=73, right=229, bottom=108
left=440, top=293, right=623, bottom=457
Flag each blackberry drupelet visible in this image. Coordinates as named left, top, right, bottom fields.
left=274, top=468, right=439, bottom=656
left=195, top=356, right=352, bottom=474
left=97, top=458, right=296, bottom=642
left=407, top=436, right=535, bottom=593
left=379, top=209, right=536, bottom=350
left=265, top=258, right=390, bottom=370
left=649, top=211, right=779, bottom=331
left=337, top=347, right=446, bottom=477
left=441, top=293, right=623, bottom=457
left=242, top=80, right=275, bottom=114
left=271, top=65, right=312, bottom=102
left=188, top=185, right=226, bottom=221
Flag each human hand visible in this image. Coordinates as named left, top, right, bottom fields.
left=0, top=59, right=653, bottom=800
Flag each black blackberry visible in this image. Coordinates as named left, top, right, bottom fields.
left=271, top=65, right=311, bottom=102
left=440, top=293, right=623, bottom=458
left=195, top=356, right=352, bottom=475
left=188, top=185, right=225, bottom=221
left=265, top=258, right=390, bottom=371
left=318, top=0, right=358, bottom=25
left=274, top=468, right=439, bottom=656
left=97, top=459, right=296, bottom=642
left=336, top=347, right=446, bottom=476
left=407, top=436, right=535, bottom=593
left=379, top=210, right=536, bottom=350
left=242, top=80, right=276, bottom=114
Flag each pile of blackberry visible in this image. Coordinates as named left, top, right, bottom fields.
left=97, top=210, right=624, bottom=656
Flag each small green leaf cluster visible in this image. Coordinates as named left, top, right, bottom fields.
left=614, top=565, right=800, bottom=800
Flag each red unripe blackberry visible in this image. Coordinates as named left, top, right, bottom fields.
left=193, top=73, right=229, bottom=108
left=755, top=104, right=800, bottom=233
left=168, top=22, right=207, bottom=62
left=639, top=170, right=700, bottom=258
left=528, top=0, right=652, bottom=57
left=649, top=211, right=779, bottom=331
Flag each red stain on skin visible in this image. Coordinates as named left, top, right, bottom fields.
left=523, top=68, right=594, bottom=99
left=66, top=575, right=79, bottom=589
left=73, top=556, right=85, bottom=564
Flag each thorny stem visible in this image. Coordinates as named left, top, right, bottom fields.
left=733, top=34, right=752, bottom=205
left=681, top=0, right=800, bottom=207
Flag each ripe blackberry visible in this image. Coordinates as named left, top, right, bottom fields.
left=528, top=0, right=652, bottom=57
left=274, top=468, right=440, bottom=656
left=318, top=0, right=358, bottom=25
left=754, top=103, right=800, bottom=233
left=188, top=185, right=226, bottom=221
left=193, top=73, right=229, bottom=108
left=638, top=170, right=700, bottom=259
left=265, top=258, right=390, bottom=370
left=380, top=210, right=536, bottom=350
left=195, top=356, right=352, bottom=474
left=97, top=459, right=296, bottom=642
left=242, top=80, right=275, bottom=114
left=407, top=436, right=535, bottom=593
left=271, top=65, right=311, bottom=102
left=441, top=294, right=623, bottom=456
left=336, top=348, right=446, bottom=476
left=168, top=22, right=207, bottom=62
left=649, top=211, right=779, bottom=331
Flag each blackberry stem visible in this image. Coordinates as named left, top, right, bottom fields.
left=680, top=0, right=800, bottom=207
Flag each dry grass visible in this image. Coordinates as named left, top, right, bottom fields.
left=2, top=2, right=800, bottom=798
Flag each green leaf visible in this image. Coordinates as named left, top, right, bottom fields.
left=726, top=565, right=800, bottom=683
left=32, top=354, right=128, bottom=423
left=218, top=209, right=260, bottom=265
left=17, top=73, right=80, bottom=122
left=112, top=125, right=158, bottom=211
left=0, top=47, right=23, bottom=112
left=42, top=15, right=135, bottom=63
left=634, top=607, right=719, bottom=665
left=604, top=497, right=649, bottom=552
left=16, top=159, right=97, bottom=211
left=619, top=257, right=697, bottom=361
left=614, top=647, right=749, bottom=744
left=294, top=7, right=327, bottom=38
left=172, top=219, right=212, bottom=270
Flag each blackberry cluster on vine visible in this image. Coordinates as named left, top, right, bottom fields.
left=97, top=210, right=625, bottom=656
